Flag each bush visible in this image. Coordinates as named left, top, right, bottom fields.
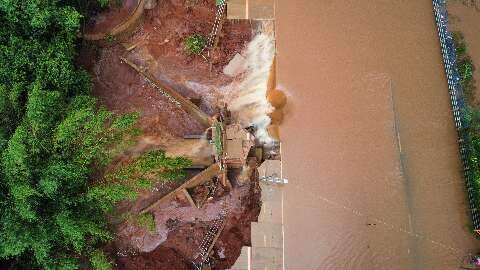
left=124, top=212, right=157, bottom=233
left=90, top=250, right=113, bottom=270
left=137, top=213, right=156, bottom=233
left=184, top=34, right=207, bottom=55
left=453, top=32, right=476, bottom=101
left=89, top=150, right=191, bottom=212
left=0, top=94, right=145, bottom=268
left=455, top=32, right=480, bottom=214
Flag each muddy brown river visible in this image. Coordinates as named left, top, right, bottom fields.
left=275, top=0, right=479, bottom=269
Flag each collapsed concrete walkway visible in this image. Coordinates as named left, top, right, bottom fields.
left=229, top=160, right=285, bottom=270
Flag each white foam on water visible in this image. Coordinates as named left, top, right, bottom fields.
left=223, top=34, right=276, bottom=144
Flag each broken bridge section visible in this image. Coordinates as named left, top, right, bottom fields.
left=229, top=159, right=286, bottom=270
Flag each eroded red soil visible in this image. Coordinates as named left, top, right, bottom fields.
left=116, top=177, right=261, bottom=270
left=78, top=0, right=258, bottom=269
left=85, top=0, right=139, bottom=35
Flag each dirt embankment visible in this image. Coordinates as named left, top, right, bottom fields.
left=84, top=0, right=140, bottom=35
left=116, top=177, right=261, bottom=270
left=139, top=0, right=252, bottom=73
left=79, top=0, right=254, bottom=146
left=78, top=0, right=258, bottom=269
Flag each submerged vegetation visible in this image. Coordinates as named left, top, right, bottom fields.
left=454, top=0, right=480, bottom=11
left=453, top=32, right=480, bottom=212
left=0, top=1, right=189, bottom=269
left=453, top=32, right=476, bottom=102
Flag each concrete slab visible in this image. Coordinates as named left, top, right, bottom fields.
left=248, top=0, right=274, bottom=20
left=260, top=182, right=283, bottom=202
left=251, top=222, right=283, bottom=248
left=227, top=0, right=274, bottom=20
left=230, top=182, right=284, bottom=269
left=258, top=200, right=282, bottom=224
left=251, top=247, right=283, bottom=270
left=258, top=160, right=282, bottom=178
left=227, top=0, right=247, bottom=19
left=228, top=246, right=250, bottom=270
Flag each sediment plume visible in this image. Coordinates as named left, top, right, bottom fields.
left=122, top=135, right=213, bottom=166
left=224, top=34, right=276, bottom=143
left=164, top=137, right=214, bottom=166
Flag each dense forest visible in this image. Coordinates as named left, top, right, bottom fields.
left=0, top=1, right=189, bottom=269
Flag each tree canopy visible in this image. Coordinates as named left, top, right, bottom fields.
left=0, top=1, right=190, bottom=269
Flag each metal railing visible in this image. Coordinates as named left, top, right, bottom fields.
left=433, top=0, right=480, bottom=230
left=207, top=0, right=228, bottom=48
left=192, top=205, right=228, bottom=269
left=260, top=175, right=288, bottom=185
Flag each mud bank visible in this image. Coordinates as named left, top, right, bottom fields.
left=78, top=1, right=263, bottom=269
left=84, top=0, right=140, bottom=35
left=116, top=177, right=261, bottom=270
left=276, top=0, right=479, bottom=269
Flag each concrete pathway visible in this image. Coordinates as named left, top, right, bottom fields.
left=229, top=160, right=285, bottom=270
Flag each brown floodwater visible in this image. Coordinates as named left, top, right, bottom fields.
left=275, top=0, right=479, bottom=269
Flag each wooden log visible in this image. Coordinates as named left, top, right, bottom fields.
left=140, top=163, right=221, bottom=214
left=182, top=188, right=197, bottom=208
left=120, top=56, right=213, bottom=128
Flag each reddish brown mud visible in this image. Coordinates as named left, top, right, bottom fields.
left=78, top=1, right=259, bottom=269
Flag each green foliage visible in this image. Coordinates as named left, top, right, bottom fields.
left=0, top=90, right=189, bottom=269
left=106, top=150, right=191, bottom=184
left=88, top=150, right=191, bottom=212
left=464, top=107, right=480, bottom=213
left=456, top=32, right=480, bottom=218
left=97, top=0, right=111, bottom=8
left=0, top=0, right=89, bottom=138
left=124, top=212, right=156, bottom=233
left=0, top=1, right=191, bottom=269
left=453, top=32, right=476, bottom=100
left=184, top=34, right=207, bottom=55
left=0, top=93, right=139, bottom=268
left=213, top=121, right=223, bottom=156
left=90, top=249, right=113, bottom=270
left=136, top=213, right=156, bottom=233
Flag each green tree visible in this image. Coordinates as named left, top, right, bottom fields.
left=0, top=1, right=191, bottom=268
left=0, top=94, right=190, bottom=269
left=453, top=32, right=476, bottom=100
left=90, top=249, right=113, bottom=270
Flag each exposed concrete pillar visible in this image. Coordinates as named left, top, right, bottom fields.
left=144, top=0, right=157, bottom=10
